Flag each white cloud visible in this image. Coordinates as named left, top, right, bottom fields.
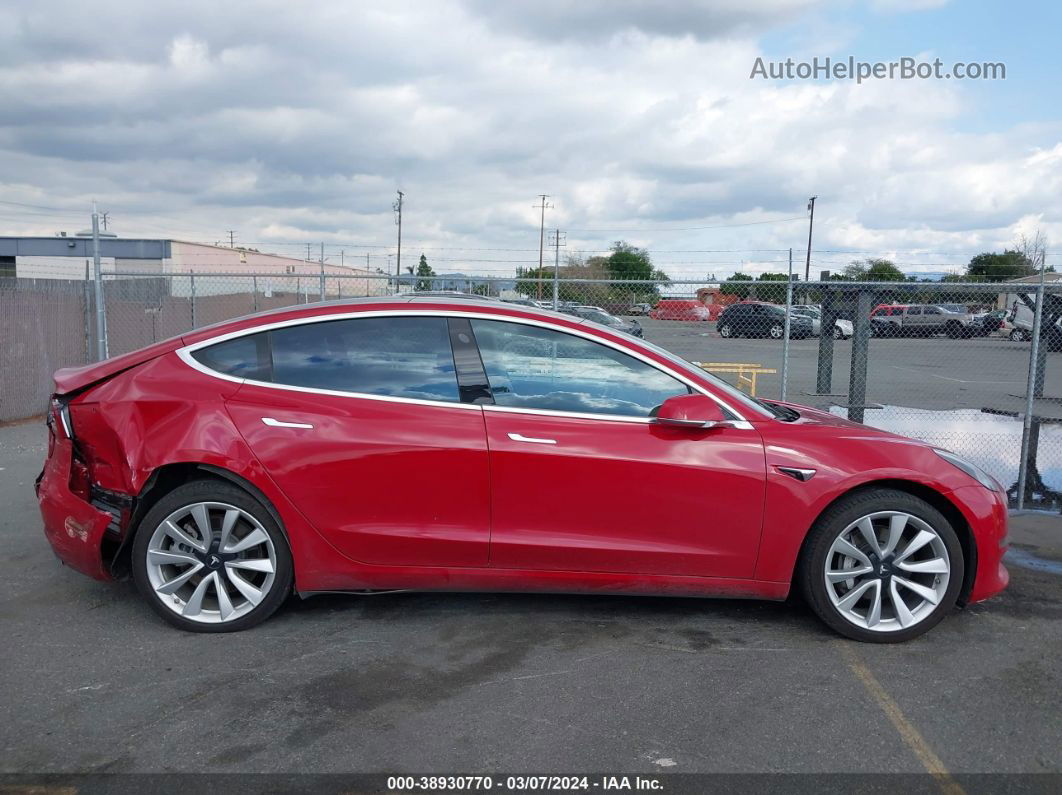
left=0, top=0, right=1057, bottom=279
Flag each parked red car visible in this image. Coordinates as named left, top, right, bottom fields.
left=648, top=299, right=710, bottom=321
left=37, top=297, right=1008, bottom=640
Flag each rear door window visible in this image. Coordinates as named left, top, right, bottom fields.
left=270, top=316, right=461, bottom=403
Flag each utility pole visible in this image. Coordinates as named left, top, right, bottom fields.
left=533, top=194, right=552, bottom=299
left=100, top=212, right=110, bottom=232
left=394, top=191, right=404, bottom=293
left=226, top=230, right=236, bottom=248
left=548, top=229, right=565, bottom=310
left=804, top=196, right=817, bottom=283
left=305, top=243, right=312, bottom=261
left=91, top=202, right=108, bottom=360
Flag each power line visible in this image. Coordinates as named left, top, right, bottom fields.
left=566, top=215, right=807, bottom=233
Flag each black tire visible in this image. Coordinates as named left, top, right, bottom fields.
left=719, top=323, right=733, bottom=338
left=798, top=488, right=964, bottom=643
left=945, top=322, right=963, bottom=339
left=832, top=325, right=842, bottom=340
left=769, top=323, right=783, bottom=339
left=132, top=479, right=294, bottom=633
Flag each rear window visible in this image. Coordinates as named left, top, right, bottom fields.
left=189, top=316, right=461, bottom=404
left=191, top=333, right=271, bottom=381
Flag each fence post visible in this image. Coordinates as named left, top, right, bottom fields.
left=780, top=249, right=793, bottom=401
left=252, top=275, right=258, bottom=313
left=83, top=260, right=92, bottom=363
left=319, top=261, right=326, bottom=302
left=815, top=285, right=837, bottom=394
left=847, top=288, right=874, bottom=424
left=91, top=203, right=109, bottom=360
left=189, top=273, right=197, bottom=328
left=1017, top=281, right=1046, bottom=509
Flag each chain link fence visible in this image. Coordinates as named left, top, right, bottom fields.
left=3, top=271, right=1059, bottom=511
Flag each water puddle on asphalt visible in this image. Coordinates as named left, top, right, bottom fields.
left=828, top=404, right=1062, bottom=511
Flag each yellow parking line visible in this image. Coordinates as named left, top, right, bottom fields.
left=837, top=643, right=965, bottom=795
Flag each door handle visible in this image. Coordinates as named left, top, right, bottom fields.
left=261, top=417, right=314, bottom=429
left=507, top=432, right=557, bottom=445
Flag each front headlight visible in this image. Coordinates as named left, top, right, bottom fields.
left=933, top=449, right=1002, bottom=492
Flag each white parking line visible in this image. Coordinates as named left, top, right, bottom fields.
left=890, top=365, right=1023, bottom=385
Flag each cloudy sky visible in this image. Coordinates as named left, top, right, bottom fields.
left=1, top=0, right=1060, bottom=278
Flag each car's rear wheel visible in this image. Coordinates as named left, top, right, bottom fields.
left=769, top=323, right=783, bottom=339
left=799, top=488, right=963, bottom=643
left=132, top=479, right=293, bottom=632
left=719, top=323, right=733, bottom=338
left=1010, top=329, right=1028, bottom=342
left=832, top=325, right=842, bottom=340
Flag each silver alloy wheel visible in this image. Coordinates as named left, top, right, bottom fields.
left=823, top=511, right=950, bottom=633
left=720, top=324, right=732, bottom=337
left=769, top=324, right=783, bottom=339
left=145, top=501, right=277, bottom=624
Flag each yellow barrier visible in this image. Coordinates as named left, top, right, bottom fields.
left=694, top=362, right=777, bottom=397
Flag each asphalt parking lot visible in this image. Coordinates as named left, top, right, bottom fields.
left=0, top=419, right=1060, bottom=782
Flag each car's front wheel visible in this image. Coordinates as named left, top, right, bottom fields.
left=718, top=323, right=733, bottom=338
left=799, top=488, right=963, bottom=643
left=132, top=479, right=293, bottom=632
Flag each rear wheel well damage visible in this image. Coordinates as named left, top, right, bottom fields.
left=793, top=479, right=977, bottom=605
left=106, top=463, right=287, bottom=579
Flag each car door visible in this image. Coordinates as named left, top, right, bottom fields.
left=734, top=304, right=757, bottom=335
left=922, top=305, right=943, bottom=335
left=469, top=317, right=767, bottom=579
left=192, top=314, right=491, bottom=568
left=904, top=305, right=923, bottom=333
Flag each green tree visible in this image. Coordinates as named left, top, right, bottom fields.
left=755, top=272, right=788, bottom=303
left=966, top=250, right=1035, bottom=282
left=415, top=253, right=435, bottom=291
left=719, top=272, right=754, bottom=299
left=845, top=258, right=906, bottom=281
left=606, top=241, right=655, bottom=281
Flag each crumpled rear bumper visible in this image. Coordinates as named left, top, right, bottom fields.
left=37, top=436, right=114, bottom=581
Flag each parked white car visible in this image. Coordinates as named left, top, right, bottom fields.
left=791, top=306, right=852, bottom=339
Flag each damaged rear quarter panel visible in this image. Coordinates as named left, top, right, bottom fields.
left=65, top=351, right=347, bottom=591
left=69, top=353, right=245, bottom=495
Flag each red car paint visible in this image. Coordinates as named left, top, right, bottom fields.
left=648, top=299, right=710, bottom=321
left=37, top=298, right=1008, bottom=608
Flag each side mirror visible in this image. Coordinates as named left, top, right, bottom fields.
left=654, top=394, right=729, bottom=429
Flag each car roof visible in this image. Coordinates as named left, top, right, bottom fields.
left=180, top=295, right=584, bottom=345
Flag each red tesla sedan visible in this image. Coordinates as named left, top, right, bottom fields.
left=36, top=297, right=1008, bottom=641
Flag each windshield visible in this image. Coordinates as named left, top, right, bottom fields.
left=628, top=336, right=773, bottom=419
